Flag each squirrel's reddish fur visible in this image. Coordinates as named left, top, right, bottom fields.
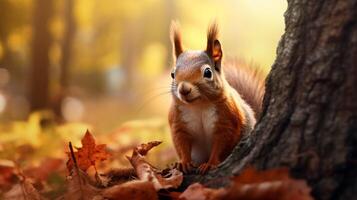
left=224, top=59, right=265, bottom=118
left=168, top=22, right=265, bottom=174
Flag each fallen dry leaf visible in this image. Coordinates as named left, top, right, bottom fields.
left=179, top=167, right=313, bottom=200
left=3, top=177, right=43, bottom=200
left=179, top=183, right=226, bottom=200
left=0, top=159, right=16, bottom=190
left=166, top=191, right=182, bottom=200
left=63, top=168, right=102, bottom=200
left=103, top=180, right=158, bottom=200
left=135, top=141, right=162, bottom=156
left=232, top=167, right=290, bottom=183
left=106, top=168, right=137, bottom=186
left=127, top=141, right=183, bottom=190
left=66, top=130, right=111, bottom=172
left=226, top=167, right=313, bottom=200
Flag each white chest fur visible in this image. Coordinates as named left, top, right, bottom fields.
left=178, top=104, right=218, bottom=164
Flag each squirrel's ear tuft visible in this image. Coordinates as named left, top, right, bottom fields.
left=206, top=22, right=223, bottom=72
left=170, top=21, right=184, bottom=59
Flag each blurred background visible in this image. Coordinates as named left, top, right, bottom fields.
left=0, top=0, right=286, bottom=177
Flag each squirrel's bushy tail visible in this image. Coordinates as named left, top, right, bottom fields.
left=224, top=59, right=266, bottom=118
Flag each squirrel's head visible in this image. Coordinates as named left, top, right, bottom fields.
left=170, top=21, right=225, bottom=104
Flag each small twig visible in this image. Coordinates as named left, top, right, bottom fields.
left=69, top=142, right=80, bottom=176
left=93, top=164, right=102, bottom=186
left=12, top=161, right=28, bottom=200
left=20, top=179, right=28, bottom=200
left=69, top=142, right=84, bottom=200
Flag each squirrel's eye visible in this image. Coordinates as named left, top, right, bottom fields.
left=203, top=68, right=212, bottom=79
left=171, top=72, right=175, bottom=79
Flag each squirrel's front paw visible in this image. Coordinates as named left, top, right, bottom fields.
left=174, top=161, right=194, bottom=174
left=197, top=163, right=217, bottom=175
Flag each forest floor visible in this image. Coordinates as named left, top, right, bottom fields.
left=0, top=111, right=314, bottom=199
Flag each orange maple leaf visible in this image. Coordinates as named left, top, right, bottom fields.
left=67, top=130, right=111, bottom=172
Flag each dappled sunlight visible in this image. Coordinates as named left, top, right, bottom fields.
left=0, top=0, right=287, bottom=198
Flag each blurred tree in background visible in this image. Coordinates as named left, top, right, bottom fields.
left=29, top=0, right=53, bottom=112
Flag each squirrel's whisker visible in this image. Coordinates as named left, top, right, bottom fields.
left=135, top=91, right=171, bottom=115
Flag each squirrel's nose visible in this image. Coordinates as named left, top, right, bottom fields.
left=179, top=84, right=192, bottom=96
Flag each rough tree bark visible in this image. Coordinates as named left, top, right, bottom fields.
left=184, top=1, right=357, bottom=200
left=29, top=0, right=53, bottom=111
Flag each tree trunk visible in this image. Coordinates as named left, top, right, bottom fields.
left=53, top=0, right=76, bottom=119
left=0, top=37, right=10, bottom=69
left=60, top=0, right=75, bottom=90
left=184, top=1, right=357, bottom=200
left=0, top=1, right=12, bottom=70
left=0, top=0, right=21, bottom=71
left=29, top=0, right=54, bottom=111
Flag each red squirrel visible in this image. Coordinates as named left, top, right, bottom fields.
left=168, top=22, right=265, bottom=174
